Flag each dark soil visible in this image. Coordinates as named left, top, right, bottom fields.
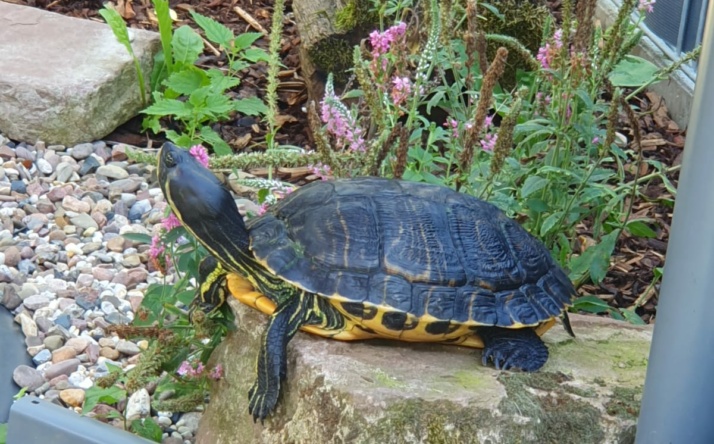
left=15, top=0, right=684, bottom=324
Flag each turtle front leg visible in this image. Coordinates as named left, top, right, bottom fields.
left=188, top=256, right=228, bottom=322
left=479, top=327, right=548, bottom=372
left=248, top=292, right=310, bottom=422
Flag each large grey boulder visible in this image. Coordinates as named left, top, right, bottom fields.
left=0, top=3, right=160, bottom=145
left=197, top=299, right=650, bottom=443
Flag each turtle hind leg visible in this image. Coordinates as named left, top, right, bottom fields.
left=479, top=327, right=548, bottom=372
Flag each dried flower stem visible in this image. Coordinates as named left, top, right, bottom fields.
left=393, top=125, right=409, bottom=179
left=574, top=0, right=597, bottom=53
left=490, top=98, right=522, bottom=177
left=457, top=47, right=508, bottom=190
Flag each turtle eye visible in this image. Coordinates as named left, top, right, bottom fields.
left=164, top=152, right=176, bottom=167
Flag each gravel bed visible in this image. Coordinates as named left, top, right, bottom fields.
left=0, top=133, right=217, bottom=443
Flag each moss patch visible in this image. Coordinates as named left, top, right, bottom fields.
left=480, top=0, right=552, bottom=90
left=605, top=386, right=642, bottom=420
left=372, top=399, right=492, bottom=444
left=498, top=372, right=606, bottom=444
left=308, top=37, right=356, bottom=85
left=335, top=0, right=379, bottom=33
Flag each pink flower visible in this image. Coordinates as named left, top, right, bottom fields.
left=189, top=145, right=210, bottom=168
left=162, top=212, right=182, bottom=231
left=369, top=22, right=407, bottom=57
left=209, top=364, right=223, bottom=380
left=536, top=28, right=565, bottom=70
left=390, top=76, right=412, bottom=106
left=177, top=360, right=192, bottom=377
left=195, top=362, right=205, bottom=375
left=443, top=118, right=459, bottom=138
left=149, top=235, right=165, bottom=260
left=592, top=136, right=600, bottom=145
left=480, top=133, right=498, bottom=152
left=308, top=163, right=332, bottom=181
left=638, top=0, right=655, bottom=13
left=321, top=91, right=366, bottom=152
left=537, top=44, right=551, bottom=69
left=553, top=29, right=564, bottom=49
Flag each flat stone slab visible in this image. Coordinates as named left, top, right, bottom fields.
left=0, top=3, right=160, bottom=145
left=197, top=301, right=651, bottom=443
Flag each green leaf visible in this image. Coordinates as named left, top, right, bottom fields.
left=165, top=130, right=196, bottom=148
left=525, top=198, right=549, bottom=213
left=521, top=176, right=548, bottom=198
left=230, top=60, right=250, bottom=72
left=257, top=188, right=270, bottom=203
left=176, top=289, right=196, bottom=306
left=590, top=231, right=618, bottom=283
left=131, top=418, right=163, bottom=443
left=204, top=93, right=234, bottom=116
left=165, top=69, right=209, bottom=95
left=233, top=32, right=263, bottom=51
left=138, top=284, right=171, bottom=322
left=0, top=423, right=6, bottom=444
left=539, top=212, right=562, bottom=237
left=572, top=295, right=611, bottom=314
left=122, top=233, right=153, bottom=244
left=620, top=308, right=646, bottom=325
left=242, top=48, right=271, bottom=63
left=190, top=12, right=233, bottom=47
left=342, top=89, right=365, bottom=99
left=143, top=98, right=192, bottom=118
left=609, top=55, right=659, bottom=87
left=233, top=97, right=269, bottom=116
left=625, top=219, right=657, bottom=238
left=82, top=385, right=127, bottom=414
left=569, top=230, right=619, bottom=284
left=98, top=8, right=132, bottom=50
left=13, top=387, right=28, bottom=400
left=153, top=0, right=174, bottom=73
left=172, top=25, right=204, bottom=67
left=207, top=69, right=241, bottom=92
left=199, top=126, right=232, bottom=156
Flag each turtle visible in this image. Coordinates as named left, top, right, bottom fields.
left=157, top=142, right=576, bottom=421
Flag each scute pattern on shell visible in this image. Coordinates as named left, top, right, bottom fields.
left=248, top=177, right=574, bottom=327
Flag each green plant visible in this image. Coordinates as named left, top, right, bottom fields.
left=99, top=7, right=148, bottom=107
left=296, top=0, right=695, bottom=322
left=143, top=9, right=269, bottom=154
left=101, top=0, right=268, bottom=155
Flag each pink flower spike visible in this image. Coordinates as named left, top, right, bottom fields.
left=149, top=235, right=165, bottom=260
left=210, top=365, right=224, bottom=380
left=638, top=0, right=655, bottom=13
left=194, top=362, right=205, bottom=376
left=592, top=136, right=600, bottom=145
left=189, top=145, right=210, bottom=168
left=162, top=212, right=182, bottom=231
left=177, top=361, right=192, bottom=377
left=480, top=133, right=498, bottom=152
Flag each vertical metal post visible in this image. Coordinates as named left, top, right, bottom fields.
left=635, top=4, right=714, bottom=443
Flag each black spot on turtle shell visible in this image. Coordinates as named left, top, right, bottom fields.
left=381, top=311, right=407, bottom=331
left=341, top=302, right=378, bottom=320
left=425, top=321, right=458, bottom=335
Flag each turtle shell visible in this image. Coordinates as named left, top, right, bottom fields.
left=247, top=177, right=574, bottom=336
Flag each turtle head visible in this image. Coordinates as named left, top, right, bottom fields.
left=158, top=142, right=251, bottom=255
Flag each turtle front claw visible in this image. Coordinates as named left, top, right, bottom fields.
left=248, top=379, right=280, bottom=423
